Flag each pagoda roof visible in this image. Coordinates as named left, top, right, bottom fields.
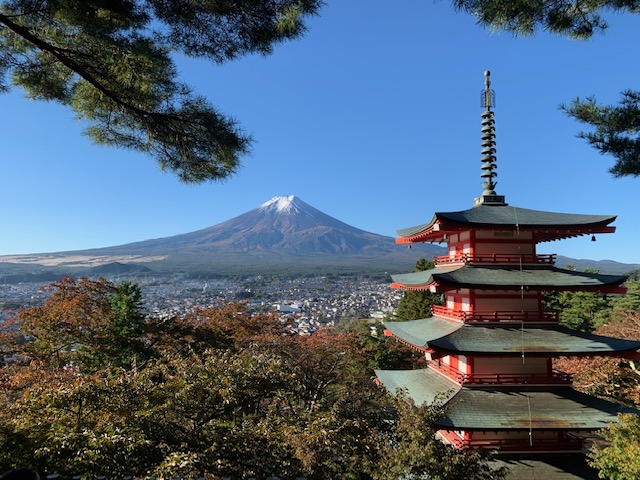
left=391, top=265, right=627, bottom=291
left=375, top=367, right=461, bottom=405
left=396, top=204, right=616, bottom=243
left=442, top=387, right=637, bottom=431
left=375, top=368, right=638, bottom=431
left=384, top=317, right=640, bottom=355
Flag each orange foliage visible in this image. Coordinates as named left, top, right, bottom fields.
left=557, top=311, right=640, bottom=405
left=2, top=277, right=117, bottom=368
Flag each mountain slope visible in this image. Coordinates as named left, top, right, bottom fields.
left=0, top=196, right=443, bottom=275
left=76, top=195, right=433, bottom=257
left=2, top=196, right=638, bottom=276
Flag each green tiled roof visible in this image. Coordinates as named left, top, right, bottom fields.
left=375, top=369, right=638, bottom=431
left=385, top=317, right=640, bottom=354
left=397, top=204, right=616, bottom=237
left=384, top=317, right=462, bottom=347
left=434, top=324, right=640, bottom=354
left=374, top=368, right=460, bottom=405
left=391, top=266, right=627, bottom=289
left=441, top=388, right=637, bottom=431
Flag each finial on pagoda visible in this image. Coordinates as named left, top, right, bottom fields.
left=475, top=70, right=507, bottom=207
left=482, top=70, right=495, bottom=110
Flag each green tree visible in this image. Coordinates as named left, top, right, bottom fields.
left=452, top=0, right=638, bottom=38
left=2, top=276, right=153, bottom=371
left=336, top=318, right=424, bottom=370
left=0, top=279, right=499, bottom=479
left=589, top=413, right=640, bottom=480
left=557, top=290, right=611, bottom=332
left=374, top=394, right=506, bottom=480
left=394, top=258, right=441, bottom=321
left=0, top=1, right=322, bottom=183
left=452, top=0, right=640, bottom=177
left=98, top=281, right=149, bottom=369
left=613, top=279, right=640, bottom=313
left=544, top=268, right=612, bottom=332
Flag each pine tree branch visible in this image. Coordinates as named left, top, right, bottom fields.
left=0, top=12, right=154, bottom=120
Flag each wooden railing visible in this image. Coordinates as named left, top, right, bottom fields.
left=430, top=362, right=572, bottom=386
left=441, top=431, right=583, bottom=451
left=463, top=371, right=571, bottom=385
left=43, top=475, right=299, bottom=480
left=434, top=253, right=556, bottom=266
left=432, top=305, right=560, bottom=322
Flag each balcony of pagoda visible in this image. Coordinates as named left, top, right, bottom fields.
left=440, top=431, right=583, bottom=452
left=432, top=305, right=560, bottom=323
left=434, top=253, right=556, bottom=266
left=430, top=362, right=572, bottom=386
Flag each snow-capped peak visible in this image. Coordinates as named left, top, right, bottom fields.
left=259, top=195, right=299, bottom=214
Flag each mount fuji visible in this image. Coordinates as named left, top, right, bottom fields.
left=0, top=196, right=445, bottom=276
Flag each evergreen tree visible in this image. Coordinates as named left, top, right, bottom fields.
left=394, top=258, right=441, bottom=321
left=0, top=1, right=321, bottom=183
left=613, top=279, right=640, bottom=313
left=104, top=281, right=149, bottom=368
left=2, top=277, right=152, bottom=371
left=451, top=0, right=640, bottom=177
left=545, top=268, right=612, bottom=332
left=557, top=290, right=611, bottom=332
left=452, top=0, right=638, bottom=38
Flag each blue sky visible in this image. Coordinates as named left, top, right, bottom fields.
left=2, top=1, right=639, bottom=264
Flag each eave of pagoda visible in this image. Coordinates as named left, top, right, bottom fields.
left=441, top=387, right=639, bottom=431
left=392, top=283, right=627, bottom=295
left=375, top=368, right=640, bottom=431
left=383, top=317, right=640, bottom=356
left=395, top=219, right=444, bottom=244
left=396, top=220, right=616, bottom=245
left=395, top=203, right=618, bottom=245
left=390, top=266, right=627, bottom=294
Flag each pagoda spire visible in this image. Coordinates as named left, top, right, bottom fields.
left=475, top=70, right=506, bottom=206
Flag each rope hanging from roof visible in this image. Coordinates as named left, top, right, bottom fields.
left=514, top=205, right=534, bottom=446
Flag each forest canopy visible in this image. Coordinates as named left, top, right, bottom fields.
left=0, top=277, right=504, bottom=480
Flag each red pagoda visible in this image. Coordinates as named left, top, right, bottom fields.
left=375, top=71, right=640, bottom=453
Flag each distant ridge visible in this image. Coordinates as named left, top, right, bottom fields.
left=74, top=195, right=437, bottom=257
left=0, top=195, right=444, bottom=276
left=2, top=196, right=637, bottom=277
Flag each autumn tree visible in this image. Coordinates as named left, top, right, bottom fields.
left=554, top=281, right=640, bottom=403
left=1, top=276, right=151, bottom=371
left=452, top=0, right=640, bottom=177
left=0, top=1, right=322, bottom=183
left=0, top=278, right=500, bottom=479
left=374, top=394, right=506, bottom=480
left=589, top=413, right=640, bottom=480
left=556, top=310, right=640, bottom=405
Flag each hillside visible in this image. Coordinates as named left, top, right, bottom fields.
left=0, top=196, right=444, bottom=277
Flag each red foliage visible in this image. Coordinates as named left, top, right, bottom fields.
left=557, top=311, right=640, bottom=405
